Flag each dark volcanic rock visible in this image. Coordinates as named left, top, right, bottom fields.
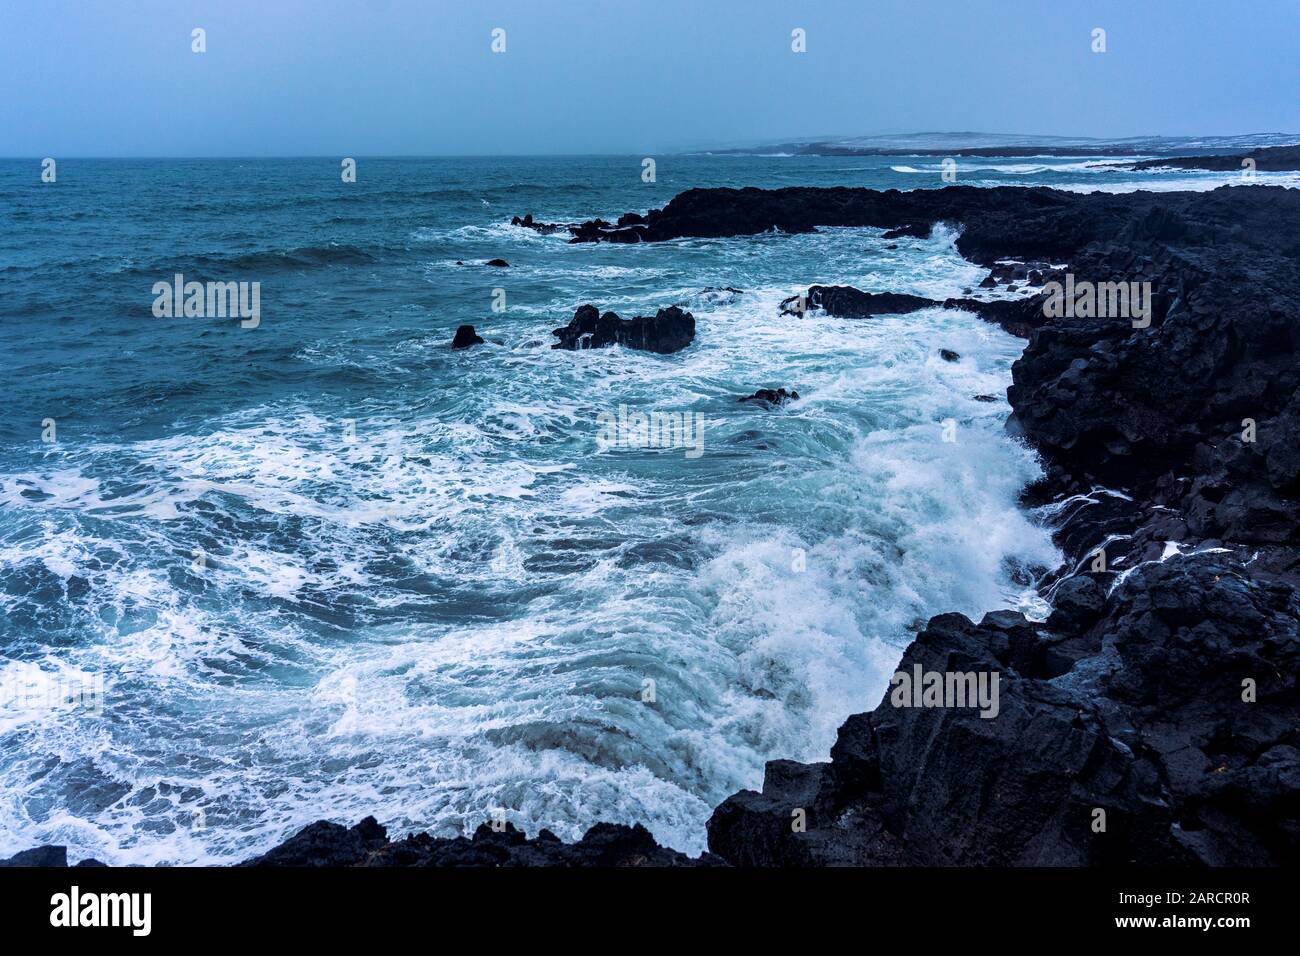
left=1128, top=143, right=1300, bottom=172
left=783, top=286, right=938, bottom=318
left=1045, top=574, right=1106, bottom=632
left=511, top=214, right=565, bottom=235
left=881, top=222, right=932, bottom=240
left=0, top=845, right=106, bottom=867
left=551, top=304, right=695, bottom=354
left=739, top=387, right=800, bottom=407
left=485, top=258, right=509, bottom=267
left=243, top=816, right=719, bottom=867
left=1007, top=239, right=1300, bottom=544
left=780, top=282, right=1047, bottom=338
left=242, top=816, right=389, bottom=867
left=708, top=555, right=1300, bottom=866
left=1, top=845, right=68, bottom=867
left=939, top=348, right=960, bottom=362
left=565, top=184, right=1300, bottom=269
left=451, top=324, right=485, bottom=348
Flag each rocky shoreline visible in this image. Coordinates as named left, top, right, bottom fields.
left=1125, top=143, right=1300, bottom=172
left=8, top=184, right=1298, bottom=867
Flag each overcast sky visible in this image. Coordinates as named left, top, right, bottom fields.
left=2, top=0, right=1297, bottom=156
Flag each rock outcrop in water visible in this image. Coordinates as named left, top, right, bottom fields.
left=551, top=303, right=695, bottom=354
left=780, top=283, right=1048, bottom=338
left=780, top=287, right=936, bottom=318
left=739, top=388, right=800, bottom=407
left=451, top=324, right=485, bottom=348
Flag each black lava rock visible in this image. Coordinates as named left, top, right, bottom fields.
left=1046, top=574, right=1107, bottom=631
left=242, top=817, right=720, bottom=867
left=708, top=555, right=1300, bottom=866
left=510, top=214, right=565, bottom=235
left=452, top=325, right=485, bottom=348
left=551, top=304, right=695, bottom=354
left=240, top=816, right=389, bottom=867
left=781, top=286, right=937, bottom=318
left=0, top=846, right=68, bottom=867
left=882, top=222, right=932, bottom=240
left=739, top=388, right=800, bottom=407
left=777, top=283, right=1046, bottom=338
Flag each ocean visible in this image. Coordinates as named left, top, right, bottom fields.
left=1, top=151, right=1294, bottom=864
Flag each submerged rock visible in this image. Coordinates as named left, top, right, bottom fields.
left=485, top=258, right=509, bottom=267
left=739, top=387, right=800, bottom=407
left=939, top=349, right=960, bottom=362
left=551, top=304, right=695, bottom=354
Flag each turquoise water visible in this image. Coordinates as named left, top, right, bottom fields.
left=0, top=153, right=1283, bottom=863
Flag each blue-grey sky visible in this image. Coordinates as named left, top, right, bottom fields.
left=2, top=0, right=1297, bottom=156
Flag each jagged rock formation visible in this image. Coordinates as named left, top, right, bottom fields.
left=451, top=324, right=485, bottom=348
left=239, top=816, right=719, bottom=867
left=780, top=283, right=1047, bottom=338
left=551, top=303, right=695, bottom=354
